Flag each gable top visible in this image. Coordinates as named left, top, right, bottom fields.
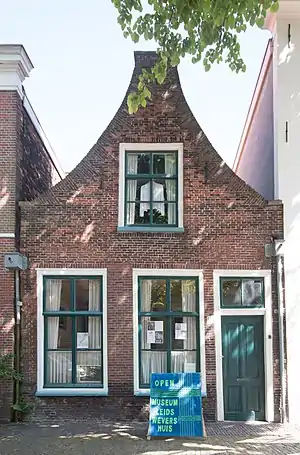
left=23, top=50, right=268, bottom=207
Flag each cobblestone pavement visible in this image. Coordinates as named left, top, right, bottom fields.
left=1, top=420, right=300, bottom=455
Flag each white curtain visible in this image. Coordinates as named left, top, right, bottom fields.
left=47, top=280, right=62, bottom=349
left=48, top=351, right=72, bottom=384
left=171, top=351, right=196, bottom=372
left=165, top=154, right=176, bottom=224
left=142, top=351, right=167, bottom=384
left=46, top=279, right=72, bottom=384
left=141, top=280, right=152, bottom=383
left=182, top=281, right=196, bottom=350
left=127, top=154, right=138, bottom=225
left=88, top=280, right=101, bottom=349
left=141, top=280, right=167, bottom=384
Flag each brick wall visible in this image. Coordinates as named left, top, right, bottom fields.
left=20, top=52, right=284, bottom=423
left=0, top=89, right=62, bottom=421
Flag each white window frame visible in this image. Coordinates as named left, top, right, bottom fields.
left=118, top=143, right=184, bottom=229
left=133, top=268, right=206, bottom=396
left=36, top=268, right=108, bottom=396
left=213, top=269, right=274, bottom=422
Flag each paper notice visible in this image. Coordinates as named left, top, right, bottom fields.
left=175, top=323, right=187, bottom=340
left=147, top=321, right=155, bottom=331
left=155, top=331, right=164, bottom=344
left=77, top=332, right=89, bottom=349
left=155, top=321, right=163, bottom=331
left=147, top=330, right=156, bottom=344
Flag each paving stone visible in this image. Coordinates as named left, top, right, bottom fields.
left=0, top=421, right=300, bottom=454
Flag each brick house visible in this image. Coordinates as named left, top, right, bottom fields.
left=19, top=51, right=284, bottom=423
left=0, top=44, right=64, bottom=421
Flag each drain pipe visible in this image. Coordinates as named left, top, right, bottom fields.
left=14, top=269, right=22, bottom=418
left=275, top=241, right=287, bottom=423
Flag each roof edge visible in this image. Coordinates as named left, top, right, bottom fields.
left=23, top=91, right=65, bottom=179
left=233, top=39, right=273, bottom=172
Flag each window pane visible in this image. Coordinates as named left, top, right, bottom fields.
left=140, top=279, right=167, bottom=311
left=153, top=153, right=166, bottom=174
left=46, top=351, right=72, bottom=384
left=166, top=203, right=177, bottom=225
left=242, top=280, right=264, bottom=307
left=172, top=317, right=197, bottom=350
left=164, top=179, right=176, bottom=202
left=126, top=179, right=139, bottom=202
left=221, top=280, right=242, bottom=307
left=140, top=351, right=167, bottom=385
left=76, top=316, right=101, bottom=349
left=152, top=208, right=168, bottom=224
left=151, top=280, right=167, bottom=311
left=136, top=153, right=151, bottom=174
left=47, top=316, right=72, bottom=349
left=140, top=316, right=167, bottom=350
left=126, top=153, right=139, bottom=175
left=153, top=153, right=176, bottom=175
left=127, top=202, right=150, bottom=225
left=76, top=351, right=102, bottom=383
left=75, top=279, right=101, bottom=311
left=171, top=351, right=197, bottom=373
left=45, top=279, right=70, bottom=311
left=171, top=279, right=196, bottom=312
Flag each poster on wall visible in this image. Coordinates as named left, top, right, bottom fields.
left=147, top=321, right=164, bottom=344
left=175, top=323, right=187, bottom=340
left=77, top=332, right=89, bottom=349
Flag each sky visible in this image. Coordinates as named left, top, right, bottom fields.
left=1, top=0, right=271, bottom=172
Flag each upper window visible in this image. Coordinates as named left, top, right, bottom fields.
left=125, top=152, right=178, bottom=226
left=220, top=277, right=264, bottom=308
left=37, top=269, right=108, bottom=395
left=118, top=144, right=183, bottom=231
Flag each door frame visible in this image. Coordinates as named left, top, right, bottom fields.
left=214, top=269, right=274, bottom=422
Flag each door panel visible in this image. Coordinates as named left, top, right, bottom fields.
left=222, top=316, right=265, bottom=421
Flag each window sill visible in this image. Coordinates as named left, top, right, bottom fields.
left=117, top=226, right=184, bottom=233
left=36, top=388, right=108, bottom=397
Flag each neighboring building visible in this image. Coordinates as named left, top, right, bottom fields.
left=234, top=0, right=300, bottom=424
left=19, top=51, right=283, bottom=423
left=0, top=44, right=64, bottom=421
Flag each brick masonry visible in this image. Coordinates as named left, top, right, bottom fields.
left=0, top=89, right=62, bottom=421
left=20, top=52, right=284, bottom=422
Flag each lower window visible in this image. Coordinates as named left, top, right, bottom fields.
left=43, top=276, right=103, bottom=388
left=138, top=276, right=200, bottom=388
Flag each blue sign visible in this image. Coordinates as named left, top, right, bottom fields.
left=148, top=372, right=203, bottom=438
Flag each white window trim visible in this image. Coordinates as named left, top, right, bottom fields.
left=213, top=269, right=274, bottom=422
left=133, top=268, right=206, bottom=396
left=36, top=268, right=108, bottom=396
left=118, top=143, right=184, bottom=229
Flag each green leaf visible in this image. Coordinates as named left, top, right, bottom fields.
left=256, top=17, right=265, bottom=28
left=131, top=31, right=140, bottom=43
left=270, top=2, right=279, bottom=13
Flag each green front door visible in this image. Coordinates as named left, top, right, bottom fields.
left=222, top=316, right=265, bottom=421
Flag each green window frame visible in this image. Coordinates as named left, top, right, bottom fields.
left=220, top=277, right=265, bottom=308
left=43, top=276, right=104, bottom=388
left=138, top=276, right=200, bottom=388
left=125, top=151, right=178, bottom=227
